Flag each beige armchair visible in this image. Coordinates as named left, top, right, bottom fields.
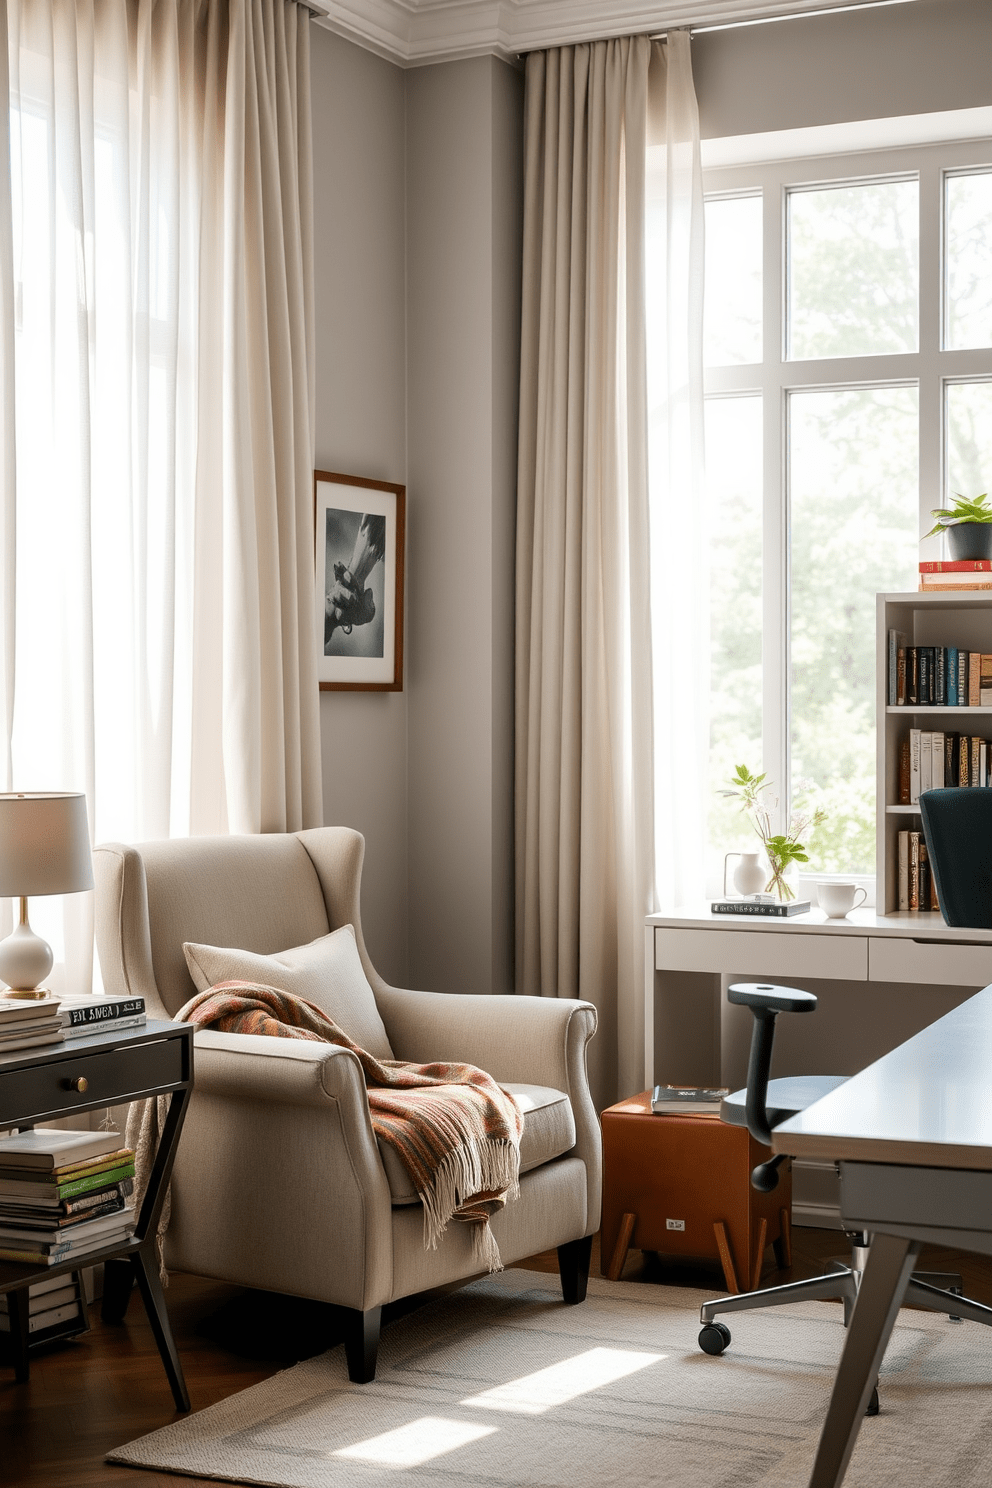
left=93, top=827, right=600, bottom=1381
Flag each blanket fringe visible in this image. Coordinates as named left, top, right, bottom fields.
left=419, top=1137, right=520, bottom=1272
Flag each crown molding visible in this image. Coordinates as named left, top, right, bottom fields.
left=316, top=0, right=907, bottom=68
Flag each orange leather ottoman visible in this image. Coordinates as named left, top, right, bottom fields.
left=600, top=1090, right=792, bottom=1292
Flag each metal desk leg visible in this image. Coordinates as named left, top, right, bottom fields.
left=808, top=1233, right=921, bottom=1488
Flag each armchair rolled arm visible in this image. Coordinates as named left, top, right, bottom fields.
left=192, top=1029, right=372, bottom=1110
left=375, top=988, right=601, bottom=1233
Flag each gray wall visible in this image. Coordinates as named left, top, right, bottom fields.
left=311, top=28, right=409, bottom=986
left=693, top=0, right=991, bottom=139
left=405, top=57, right=523, bottom=995
left=310, top=31, right=522, bottom=994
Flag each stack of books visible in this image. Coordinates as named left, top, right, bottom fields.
left=0, top=998, right=64, bottom=1055
left=651, top=1084, right=730, bottom=1115
left=0, top=1129, right=135, bottom=1266
left=0, top=1272, right=87, bottom=1345
left=59, top=995, right=146, bottom=1042
left=919, top=560, right=992, bottom=591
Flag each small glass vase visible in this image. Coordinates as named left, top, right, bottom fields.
left=765, top=857, right=797, bottom=901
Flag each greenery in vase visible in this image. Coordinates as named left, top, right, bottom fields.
left=923, top=491, right=992, bottom=538
left=723, top=765, right=828, bottom=900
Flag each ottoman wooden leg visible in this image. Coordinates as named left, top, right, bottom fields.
left=774, top=1206, right=793, bottom=1269
left=607, top=1212, right=637, bottom=1282
left=713, top=1221, right=740, bottom=1293
left=751, top=1217, right=768, bottom=1290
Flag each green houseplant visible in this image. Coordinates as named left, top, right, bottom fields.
left=723, top=765, right=827, bottom=902
left=924, top=492, right=992, bottom=561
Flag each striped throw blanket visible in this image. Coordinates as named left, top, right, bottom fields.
left=178, top=981, right=523, bottom=1272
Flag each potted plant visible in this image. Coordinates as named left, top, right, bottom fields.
left=924, top=492, right=992, bottom=561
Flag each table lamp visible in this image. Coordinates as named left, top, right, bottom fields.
left=0, top=792, right=94, bottom=999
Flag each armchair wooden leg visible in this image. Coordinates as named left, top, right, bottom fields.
left=101, top=1258, right=135, bottom=1323
left=751, top=1217, right=768, bottom=1290
left=344, top=1306, right=382, bottom=1383
left=558, top=1234, right=593, bottom=1304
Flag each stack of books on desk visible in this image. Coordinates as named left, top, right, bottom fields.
left=0, top=1272, right=87, bottom=1344
left=59, top=995, right=146, bottom=1041
left=0, top=1129, right=135, bottom=1265
left=0, top=998, right=64, bottom=1054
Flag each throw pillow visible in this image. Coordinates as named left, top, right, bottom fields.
left=183, top=924, right=393, bottom=1059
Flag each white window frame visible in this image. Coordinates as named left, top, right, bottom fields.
left=703, top=136, right=992, bottom=886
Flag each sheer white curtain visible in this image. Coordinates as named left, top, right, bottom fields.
left=645, top=32, right=707, bottom=910
left=516, top=36, right=654, bottom=1110
left=0, top=0, right=321, bottom=993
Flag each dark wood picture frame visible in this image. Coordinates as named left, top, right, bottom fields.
left=314, top=470, right=405, bottom=692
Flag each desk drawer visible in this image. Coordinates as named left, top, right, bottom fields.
left=655, top=928, right=867, bottom=981
left=0, top=1036, right=185, bottom=1128
left=869, top=936, right=992, bottom=988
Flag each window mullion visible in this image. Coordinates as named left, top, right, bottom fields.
left=919, top=157, right=942, bottom=547
left=762, top=179, right=788, bottom=837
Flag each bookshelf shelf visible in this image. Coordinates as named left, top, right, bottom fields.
left=877, top=591, right=992, bottom=914
left=885, top=705, right=992, bottom=715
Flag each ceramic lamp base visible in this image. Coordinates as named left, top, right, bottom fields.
left=0, top=911, right=55, bottom=998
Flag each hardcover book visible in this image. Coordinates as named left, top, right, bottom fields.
left=710, top=900, right=811, bottom=917
left=651, top=1085, right=730, bottom=1115
left=0, top=1128, right=125, bottom=1171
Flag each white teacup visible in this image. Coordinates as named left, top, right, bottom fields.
left=817, top=882, right=867, bottom=918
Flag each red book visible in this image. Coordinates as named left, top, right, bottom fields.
left=919, top=560, right=992, bottom=572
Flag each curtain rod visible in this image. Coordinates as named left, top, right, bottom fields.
left=653, top=0, right=915, bottom=39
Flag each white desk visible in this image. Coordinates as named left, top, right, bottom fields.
left=646, top=908, right=992, bottom=1223
left=646, top=905, right=992, bottom=1084
left=772, top=985, right=992, bottom=1487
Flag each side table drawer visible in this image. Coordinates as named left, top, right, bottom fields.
left=0, top=1037, right=185, bottom=1127
left=869, top=936, right=992, bottom=988
left=655, top=927, right=867, bottom=981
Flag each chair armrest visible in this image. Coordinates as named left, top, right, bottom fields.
left=192, top=1029, right=371, bottom=1110
left=375, top=988, right=601, bottom=1234
left=172, top=1030, right=395, bottom=1310
left=374, top=988, right=594, bottom=1089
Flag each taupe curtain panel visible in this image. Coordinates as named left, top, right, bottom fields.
left=0, top=0, right=321, bottom=974
left=515, top=36, right=655, bottom=1111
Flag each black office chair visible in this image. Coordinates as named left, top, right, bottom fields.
left=920, top=787, right=992, bottom=928
left=696, top=982, right=990, bottom=1409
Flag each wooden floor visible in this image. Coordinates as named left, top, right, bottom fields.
left=4, top=1229, right=992, bottom=1486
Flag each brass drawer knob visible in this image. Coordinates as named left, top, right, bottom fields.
left=64, top=1076, right=89, bottom=1093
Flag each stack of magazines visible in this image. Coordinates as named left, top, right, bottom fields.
left=0, top=998, right=64, bottom=1054
left=0, top=1129, right=135, bottom=1266
left=0, top=1273, right=87, bottom=1345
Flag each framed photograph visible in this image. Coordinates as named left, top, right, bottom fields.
left=314, top=471, right=405, bottom=691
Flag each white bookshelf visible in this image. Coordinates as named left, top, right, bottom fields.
left=876, top=591, right=992, bottom=915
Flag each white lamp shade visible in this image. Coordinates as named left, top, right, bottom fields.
left=0, top=792, right=94, bottom=898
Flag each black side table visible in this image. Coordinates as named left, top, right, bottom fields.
left=0, top=1019, right=193, bottom=1410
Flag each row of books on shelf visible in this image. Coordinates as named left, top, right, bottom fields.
left=919, top=560, right=992, bottom=591
left=897, top=831, right=938, bottom=913
left=0, top=1127, right=135, bottom=1267
left=887, top=633, right=992, bottom=707
left=897, top=729, right=992, bottom=803
left=0, top=995, right=146, bottom=1055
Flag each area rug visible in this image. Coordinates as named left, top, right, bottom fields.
left=108, top=1269, right=992, bottom=1488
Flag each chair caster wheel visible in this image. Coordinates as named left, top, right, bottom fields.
left=698, top=1323, right=731, bottom=1356
left=866, top=1386, right=879, bottom=1417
